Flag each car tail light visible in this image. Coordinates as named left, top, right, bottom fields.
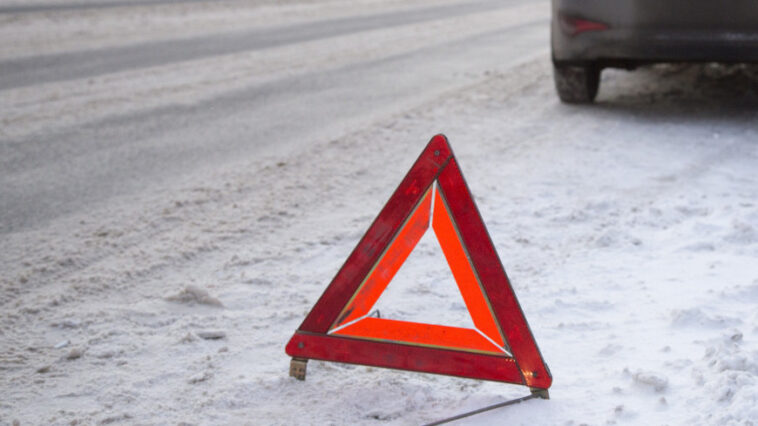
left=558, top=14, right=609, bottom=36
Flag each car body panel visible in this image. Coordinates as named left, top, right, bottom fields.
left=552, top=0, right=758, bottom=65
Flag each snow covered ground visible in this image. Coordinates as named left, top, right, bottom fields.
left=2, top=0, right=758, bottom=425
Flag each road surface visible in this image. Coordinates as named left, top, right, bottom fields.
left=0, top=0, right=545, bottom=233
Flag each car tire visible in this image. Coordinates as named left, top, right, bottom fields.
left=553, top=63, right=600, bottom=103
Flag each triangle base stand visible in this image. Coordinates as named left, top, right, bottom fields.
left=289, top=357, right=308, bottom=381
left=288, top=356, right=550, bottom=399
left=530, top=387, right=550, bottom=399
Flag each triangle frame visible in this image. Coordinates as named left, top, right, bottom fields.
left=286, top=135, right=552, bottom=392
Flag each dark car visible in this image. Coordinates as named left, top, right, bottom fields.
left=551, top=0, right=758, bottom=103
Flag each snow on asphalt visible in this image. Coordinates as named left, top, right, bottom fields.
left=0, top=0, right=543, bottom=140
left=2, top=1, right=758, bottom=425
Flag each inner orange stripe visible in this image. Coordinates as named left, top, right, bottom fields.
left=332, top=188, right=432, bottom=328
left=332, top=317, right=505, bottom=354
left=432, top=188, right=505, bottom=348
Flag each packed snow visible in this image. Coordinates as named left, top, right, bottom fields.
left=1, top=0, right=758, bottom=425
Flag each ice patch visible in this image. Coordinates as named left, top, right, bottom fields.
left=724, top=220, right=758, bottom=245
left=679, top=241, right=716, bottom=252
left=625, top=369, right=669, bottom=393
left=196, top=330, right=226, bottom=340
left=613, top=404, right=638, bottom=420
left=674, top=205, right=710, bottom=217
left=720, top=280, right=758, bottom=302
left=593, top=229, right=642, bottom=248
left=671, top=308, right=740, bottom=329
left=165, top=285, right=223, bottom=307
left=188, top=371, right=212, bottom=384
left=65, top=348, right=84, bottom=360
left=598, top=344, right=623, bottom=357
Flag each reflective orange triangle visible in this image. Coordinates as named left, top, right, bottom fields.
left=329, top=182, right=509, bottom=356
left=286, top=135, right=551, bottom=392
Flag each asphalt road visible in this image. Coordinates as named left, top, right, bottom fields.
left=2, top=0, right=522, bottom=89
left=0, top=0, right=213, bottom=14
left=0, top=0, right=547, bottom=234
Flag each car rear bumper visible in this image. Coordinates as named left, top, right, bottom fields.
left=553, top=28, right=758, bottom=65
left=552, top=0, right=758, bottom=65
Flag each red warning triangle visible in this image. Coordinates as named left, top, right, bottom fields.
left=286, top=135, right=552, bottom=392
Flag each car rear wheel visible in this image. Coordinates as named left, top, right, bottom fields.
left=553, top=63, right=600, bottom=103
